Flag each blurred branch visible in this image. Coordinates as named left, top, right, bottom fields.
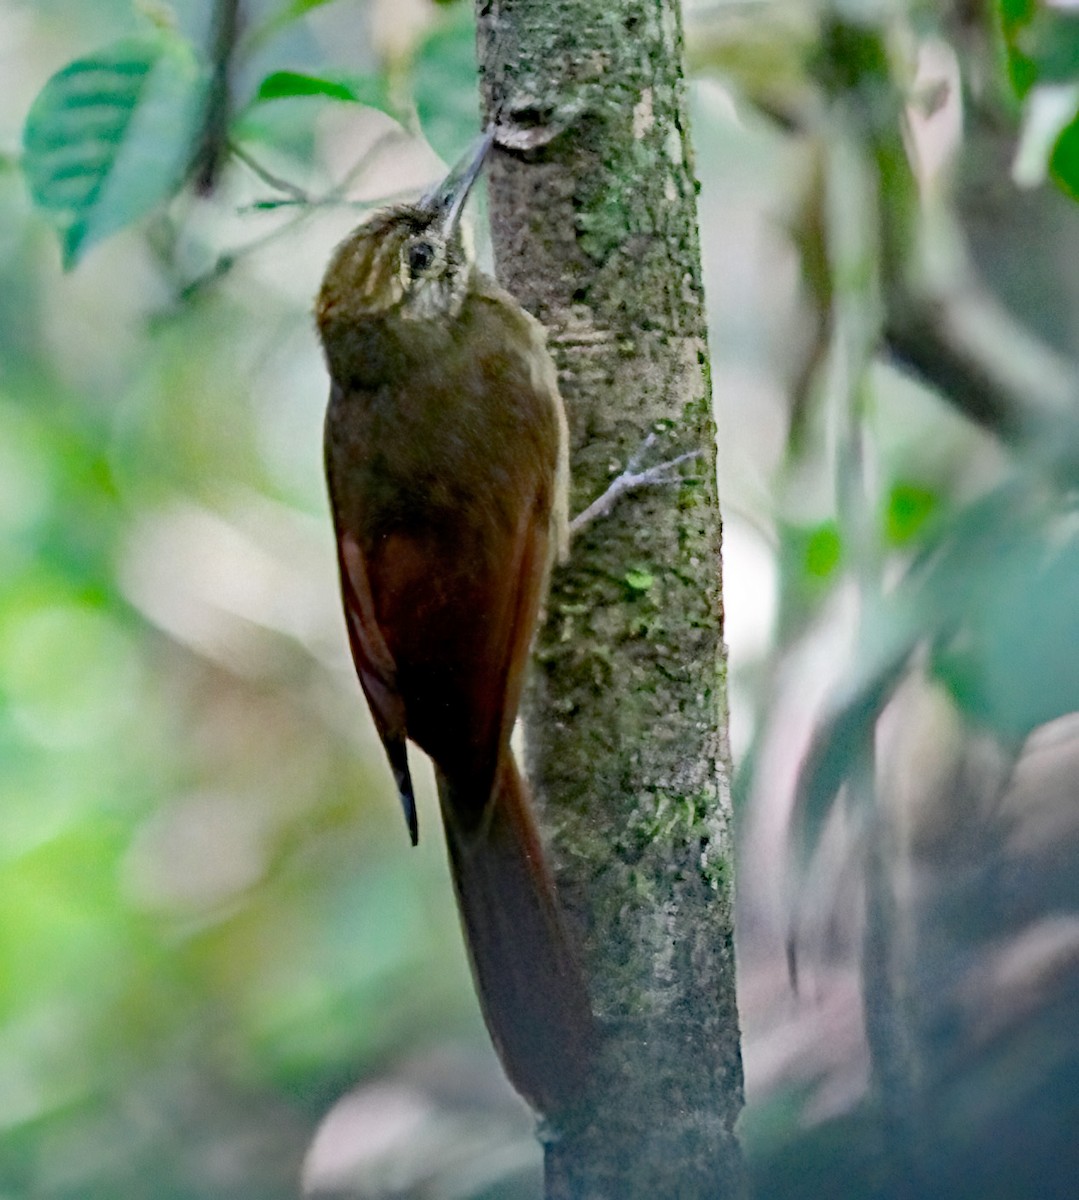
left=832, top=16, right=1079, bottom=455
left=884, top=286, right=1079, bottom=446
left=165, top=131, right=409, bottom=302
left=831, top=85, right=924, bottom=1194
left=761, top=15, right=1079, bottom=457
left=230, top=141, right=310, bottom=201
left=191, top=0, right=244, bottom=194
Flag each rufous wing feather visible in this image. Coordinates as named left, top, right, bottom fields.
left=337, top=532, right=418, bottom=844
left=335, top=495, right=595, bottom=1113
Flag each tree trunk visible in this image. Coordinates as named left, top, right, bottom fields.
left=476, top=1, right=746, bottom=1195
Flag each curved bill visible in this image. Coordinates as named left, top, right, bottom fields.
left=418, top=126, right=496, bottom=238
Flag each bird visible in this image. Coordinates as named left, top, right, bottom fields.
left=316, top=130, right=595, bottom=1115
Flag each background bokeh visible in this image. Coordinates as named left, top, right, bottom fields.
left=3, top=0, right=1079, bottom=1196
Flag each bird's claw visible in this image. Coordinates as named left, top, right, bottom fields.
left=569, top=435, right=702, bottom=538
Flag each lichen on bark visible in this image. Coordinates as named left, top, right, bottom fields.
left=477, top=0, right=745, bottom=1194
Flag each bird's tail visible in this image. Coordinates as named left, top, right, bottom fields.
left=438, top=754, right=595, bottom=1115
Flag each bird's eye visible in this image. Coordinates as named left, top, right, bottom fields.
left=408, top=240, right=436, bottom=276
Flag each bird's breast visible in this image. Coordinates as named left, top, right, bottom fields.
left=324, top=300, right=559, bottom=552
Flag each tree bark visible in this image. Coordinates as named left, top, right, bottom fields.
left=476, top=2, right=746, bottom=1195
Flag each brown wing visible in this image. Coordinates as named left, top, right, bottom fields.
left=325, top=284, right=564, bottom=843
left=335, top=530, right=418, bottom=844
left=359, top=491, right=552, bottom=837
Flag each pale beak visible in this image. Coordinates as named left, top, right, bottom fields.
left=419, top=127, right=496, bottom=239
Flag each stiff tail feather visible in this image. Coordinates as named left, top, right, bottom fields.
left=437, top=755, right=595, bottom=1114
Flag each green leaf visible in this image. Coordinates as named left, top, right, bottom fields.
left=624, top=568, right=655, bottom=592
left=932, top=512, right=1079, bottom=738
left=412, top=8, right=481, bottom=161
left=885, top=482, right=937, bottom=546
left=998, top=0, right=1079, bottom=98
left=22, top=34, right=206, bottom=267
left=253, top=69, right=398, bottom=118
left=999, top=0, right=1035, bottom=25
left=279, top=0, right=341, bottom=15
left=1019, top=13, right=1079, bottom=86
left=1050, top=111, right=1079, bottom=201
left=804, top=522, right=842, bottom=578
left=788, top=480, right=1032, bottom=875
left=236, top=70, right=403, bottom=164
left=999, top=0, right=1043, bottom=99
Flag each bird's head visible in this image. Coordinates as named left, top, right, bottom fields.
left=316, top=130, right=493, bottom=338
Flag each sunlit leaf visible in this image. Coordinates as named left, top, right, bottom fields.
left=999, top=0, right=1045, bottom=99
left=252, top=69, right=399, bottom=121
left=22, top=34, right=206, bottom=266
left=775, top=522, right=843, bottom=636
left=885, top=482, right=937, bottom=545
left=279, top=0, right=340, bottom=15
left=237, top=70, right=404, bottom=166
left=1050, top=110, right=1079, bottom=199
left=804, top=522, right=842, bottom=578
left=998, top=0, right=1079, bottom=98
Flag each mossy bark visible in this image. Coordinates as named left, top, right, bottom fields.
left=476, top=1, right=745, bottom=1194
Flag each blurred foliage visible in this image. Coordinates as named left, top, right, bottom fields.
left=690, top=0, right=1079, bottom=1196
left=3, top=2, right=527, bottom=1198
left=999, top=0, right=1079, bottom=195
left=5, top=0, right=1079, bottom=1197
left=22, top=32, right=207, bottom=265
left=20, top=0, right=479, bottom=266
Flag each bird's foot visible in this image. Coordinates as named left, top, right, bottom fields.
left=569, top=433, right=702, bottom=538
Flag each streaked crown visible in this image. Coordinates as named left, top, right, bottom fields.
left=316, top=130, right=493, bottom=340
left=316, top=203, right=473, bottom=332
